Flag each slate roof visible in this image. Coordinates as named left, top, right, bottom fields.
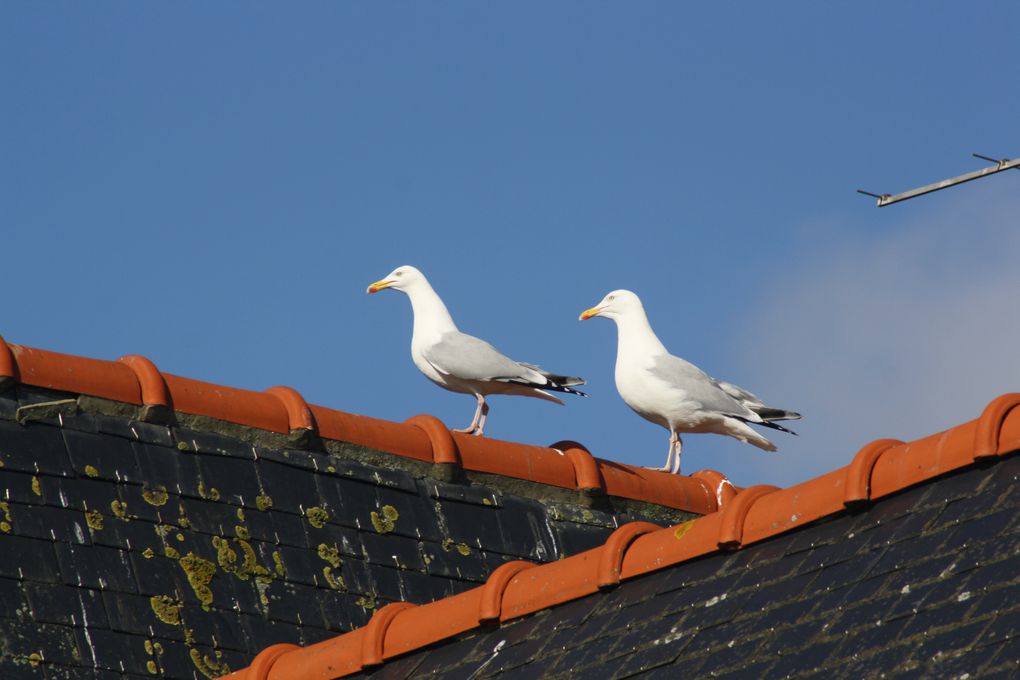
left=224, top=393, right=1020, bottom=680
left=0, top=339, right=707, bottom=679
left=340, top=450, right=1020, bottom=679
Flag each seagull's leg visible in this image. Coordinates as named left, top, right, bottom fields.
left=475, top=400, right=490, bottom=437
left=646, top=433, right=676, bottom=472
left=453, top=394, right=485, bottom=435
left=670, top=435, right=683, bottom=475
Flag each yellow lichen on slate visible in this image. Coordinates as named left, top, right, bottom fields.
left=177, top=441, right=191, bottom=451
left=235, top=507, right=245, bottom=522
left=197, top=482, right=220, bottom=501
left=190, top=648, right=230, bottom=679
left=482, top=498, right=493, bottom=506
left=306, top=506, right=329, bottom=529
left=31, top=476, right=42, bottom=497
left=673, top=520, right=695, bottom=541
left=272, top=551, right=286, bottom=578
left=165, top=546, right=181, bottom=560
left=146, top=660, right=158, bottom=675
left=255, top=494, right=273, bottom=511
left=149, top=595, right=182, bottom=625
left=235, top=525, right=249, bottom=540
left=370, top=505, right=399, bottom=534
left=179, top=552, right=216, bottom=608
left=84, top=465, right=99, bottom=478
left=85, top=510, right=104, bottom=531
left=323, top=566, right=345, bottom=591
left=255, top=575, right=272, bottom=608
left=317, top=543, right=342, bottom=568
left=0, top=502, right=12, bottom=533
left=143, top=547, right=155, bottom=559
left=110, top=500, right=129, bottom=520
left=28, top=652, right=43, bottom=667
left=213, top=535, right=269, bottom=582
left=456, top=542, right=471, bottom=556
left=142, top=485, right=169, bottom=507
left=355, top=594, right=377, bottom=610
left=177, top=505, right=190, bottom=528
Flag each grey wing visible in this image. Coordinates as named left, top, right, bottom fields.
left=649, top=354, right=757, bottom=418
left=423, top=332, right=541, bottom=383
left=717, top=381, right=765, bottom=408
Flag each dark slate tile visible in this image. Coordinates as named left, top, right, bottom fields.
left=494, top=496, right=558, bottom=561
left=359, top=530, right=423, bottom=571
left=102, top=590, right=181, bottom=640
left=0, top=534, right=61, bottom=583
left=132, top=441, right=202, bottom=498
left=0, top=421, right=72, bottom=476
left=898, top=597, right=976, bottom=639
left=4, top=622, right=84, bottom=667
left=399, top=568, right=456, bottom=603
left=330, top=457, right=417, bottom=494
left=263, top=580, right=327, bottom=627
left=177, top=496, right=241, bottom=536
left=368, top=565, right=404, bottom=603
left=369, top=485, right=442, bottom=542
left=240, top=612, right=304, bottom=648
left=94, top=415, right=174, bottom=447
left=685, top=636, right=767, bottom=677
left=439, top=497, right=505, bottom=549
left=553, top=522, right=615, bottom=556
left=271, top=542, right=328, bottom=587
left=195, top=454, right=262, bottom=506
left=24, top=581, right=107, bottom=628
left=8, top=502, right=91, bottom=545
left=62, top=429, right=142, bottom=484
left=319, top=476, right=378, bottom=530
left=55, top=542, right=136, bottom=592
left=426, top=479, right=501, bottom=506
left=174, top=429, right=255, bottom=460
left=0, top=388, right=17, bottom=420
left=268, top=508, right=310, bottom=548
left=257, top=459, right=323, bottom=515
left=0, top=469, right=44, bottom=504
left=977, top=608, right=1020, bottom=646
left=421, top=539, right=490, bottom=582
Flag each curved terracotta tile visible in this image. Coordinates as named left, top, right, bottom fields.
left=311, top=407, right=434, bottom=462
left=405, top=414, right=460, bottom=466
left=717, top=485, right=780, bottom=550
left=455, top=434, right=577, bottom=488
left=551, top=440, right=603, bottom=491
left=691, top=469, right=737, bottom=508
left=231, top=643, right=299, bottom=680
left=382, top=590, right=487, bottom=660
left=118, top=355, right=170, bottom=408
left=869, top=420, right=977, bottom=500
left=842, top=438, right=904, bottom=507
left=265, top=385, right=316, bottom=433
left=598, top=462, right=718, bottom=514
left=499, top=548, right=603, bottom=621
left=361, top=602, right=416, bottom=667
left=0, top=336, right=18, bottom=384
left=478, top=560, right=536, bottom=623
left=740, top=469, right=849, bottom=546
left=162, top=373, right=289, bottom=433
left=974, top=393, right=1020, bottom=460
left=597, top=522, right=662, bottom=588
left=268, top=628, right=365, bottom=680
left=12, top=344, right=141, bottom=404
left=620, top=512, right=725, bottom=580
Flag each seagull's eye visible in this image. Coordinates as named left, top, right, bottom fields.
left=607, top=295, right=615, bottom=302
left=394, top=271, right=404, bottom=277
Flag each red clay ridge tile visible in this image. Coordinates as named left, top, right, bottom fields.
left=221, top=392, right=1020, bottom=680
left=0, top=339, right=719, bottom=513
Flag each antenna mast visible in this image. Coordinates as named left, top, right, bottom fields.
left=858, top=153, right=1019, bottom=207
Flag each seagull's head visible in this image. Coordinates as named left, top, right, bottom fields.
left=579, top=289, right=642, bottom=322
left=367, top=265, right=425, bottom=294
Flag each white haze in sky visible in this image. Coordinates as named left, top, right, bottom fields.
left=728, top=182, right=1020, bottom=488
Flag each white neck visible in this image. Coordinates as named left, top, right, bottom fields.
left=404, top=279, right=458, bottom=344
left=613, top=307, right=668, bottom=362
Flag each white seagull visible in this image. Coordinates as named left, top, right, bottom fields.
left=368, top=266, right=587, bottom=436
left=580, top=290, right=799, bottom=474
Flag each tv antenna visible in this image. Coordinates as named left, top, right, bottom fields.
left=858, top=152, right=1019, bottom=207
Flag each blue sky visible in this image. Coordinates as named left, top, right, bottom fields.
left=3, top=3, right=1018, bottom=488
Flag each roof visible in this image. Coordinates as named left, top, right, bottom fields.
left=0, top=339, right=709, bottom=679
left=222, top=392, right=1020, bottom=679
left=340, top=448, right=1020, bottom=679
left=0, top=337, right=727, bottom=514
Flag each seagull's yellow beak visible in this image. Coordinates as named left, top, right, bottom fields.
left=367, top=279, right=393, bottom=294
left=579, top=306, right=603, bottom=320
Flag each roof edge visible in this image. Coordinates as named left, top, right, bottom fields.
left=221, top=392, right=1020, bottom=680
left=0, top=336, right=719, bottom=513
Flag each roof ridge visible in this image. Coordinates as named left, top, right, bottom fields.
left=222, top=392, right=1020, bottom=680
left=0, top=336, right=720, bottom=513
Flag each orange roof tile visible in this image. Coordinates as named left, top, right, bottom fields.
left=0, top=336, right=720, bottom=513
left=220, top=391, right=1020, bottom=680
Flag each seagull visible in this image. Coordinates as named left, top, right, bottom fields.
left=368, top=266, right=587, bottom=436
left=580, top=290, right=799, bottom=474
